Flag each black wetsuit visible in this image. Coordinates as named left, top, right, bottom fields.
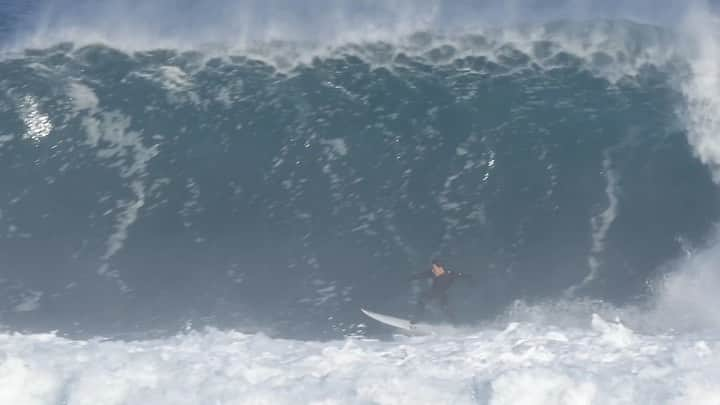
left=410, top=269, right=469, bottom=323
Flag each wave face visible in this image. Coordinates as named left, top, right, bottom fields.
left=1, top=19, right=719, bottom=338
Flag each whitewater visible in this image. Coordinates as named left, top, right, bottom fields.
left=1, top=315, right=718, bottom=405
left=3, top=0, right=720, bottom=404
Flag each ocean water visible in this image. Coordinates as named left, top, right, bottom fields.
left=2, top=1, right=720, bottom=403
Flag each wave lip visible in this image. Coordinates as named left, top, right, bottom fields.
left=5, top=19, right=683, bottom=78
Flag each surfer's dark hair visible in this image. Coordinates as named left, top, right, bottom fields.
left=431, top=258, right=443, bottom=266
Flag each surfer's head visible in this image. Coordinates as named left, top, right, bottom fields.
left=431, top=259, right=446, bottom=276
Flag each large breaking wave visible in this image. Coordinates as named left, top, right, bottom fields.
left=1, top=19, right=718, bottom=337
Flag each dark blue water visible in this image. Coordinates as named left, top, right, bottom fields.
left=0, top=16, right=718, bottom=338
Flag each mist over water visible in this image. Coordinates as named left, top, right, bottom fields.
left=2, top=0, right=707, bottom=52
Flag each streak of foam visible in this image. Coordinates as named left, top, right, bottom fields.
left=567, top=151, right=619, bottom=296
left=319, top=138, right=351, bottom=214
left=101, top=180, right=146, bottom=261
left=69, top=82, right=158, bottom=291
left=130, top=66, right=201, bottom=105
left=0, top=134, right=14, bottom=146
left=436, top=138, right=494, bottom=252
left=12, top=290, right=43, bottom=312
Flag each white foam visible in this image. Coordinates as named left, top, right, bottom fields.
left=662, top=3, right=720, bottom=339
left=130, top=66, right=201, bottom=105
left=645, top=231, right=720, bottom=333
left=0, top=134, right=15, bottom=146
left=320, top=138, right=348, bottom=157
left=12, top=290, right=43, bottom=312
left=66, top=82, right=99, bottom=112
left=681, top=5, right=720, bottom=183
left=0, top=316, right=717, bottom=405
left=590, top=313, right=636, bottom=347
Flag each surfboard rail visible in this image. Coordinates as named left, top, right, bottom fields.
left=360, top=308, right=435, bottom=335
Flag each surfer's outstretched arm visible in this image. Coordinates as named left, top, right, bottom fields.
left=453, top=271, right=476, bottom=285
left=409, top=270, right=432, bottom=281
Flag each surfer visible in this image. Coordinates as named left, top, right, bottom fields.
left=409, top=259, right=471, bottom=324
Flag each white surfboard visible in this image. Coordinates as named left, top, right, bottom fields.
left=361, top=308, right=435, bottom=335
